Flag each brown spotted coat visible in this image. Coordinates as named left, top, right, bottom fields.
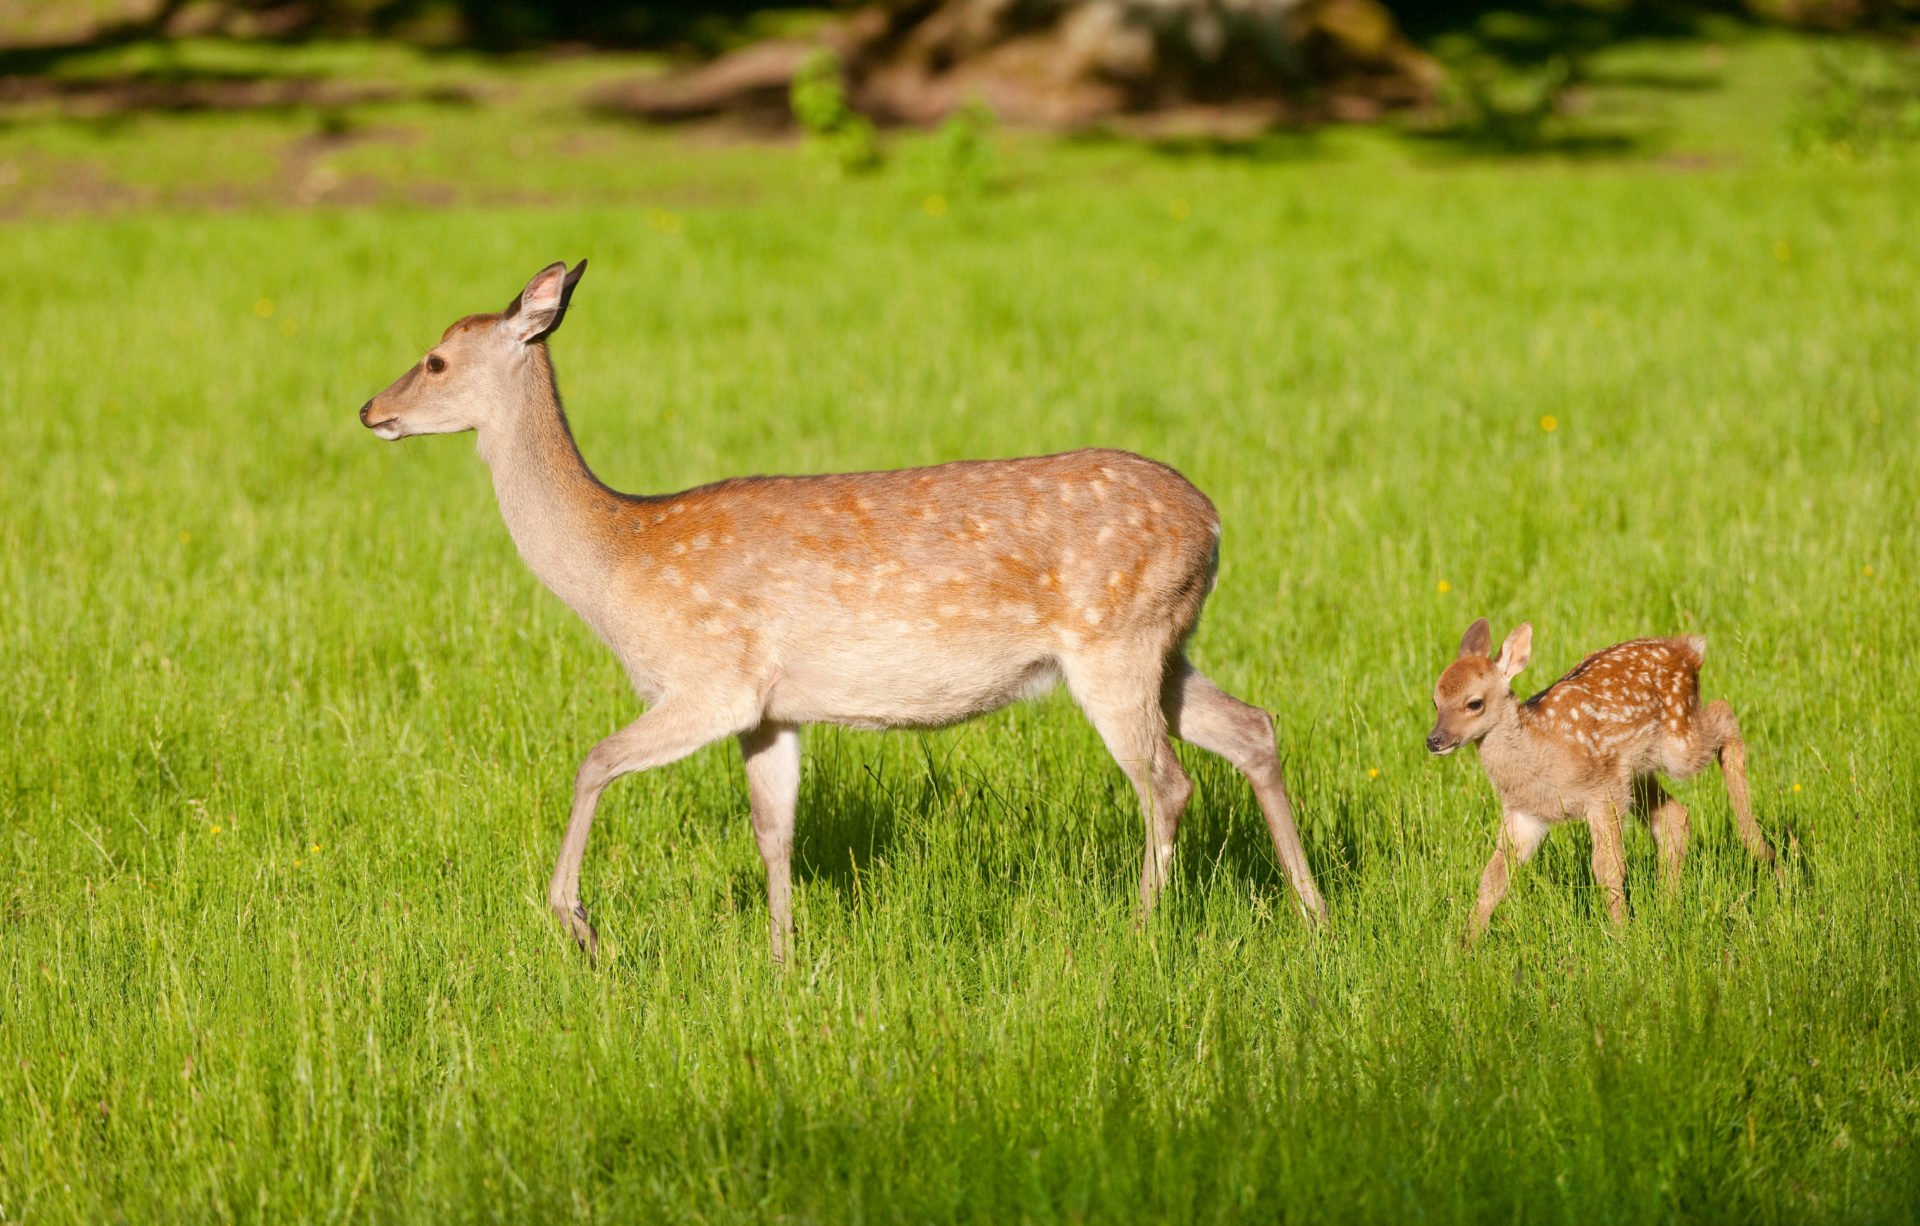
left=360, top=261, right=1329, bottom=960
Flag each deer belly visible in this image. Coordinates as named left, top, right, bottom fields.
left=763, top=641, right=1061, bottom=730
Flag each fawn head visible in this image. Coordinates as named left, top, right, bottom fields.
left=360, top=261, right=587, bottom=440
left=1427, top=618, right=1532, bottom=755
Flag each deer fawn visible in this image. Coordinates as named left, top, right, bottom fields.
left=357, top=261, right=1328, bottom=960
left=1427, top=619, right=1779, bottom=943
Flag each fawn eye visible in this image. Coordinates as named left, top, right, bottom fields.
left=1466, top=698, right=1484, bottom=712
left=425, top=354, right=447, bottom=374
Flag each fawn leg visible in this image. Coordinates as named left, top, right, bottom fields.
left=1695, top=701, right=1781, bottom=881
left=1587, top=799, right=1629, bottom=928
left=1162, top=659, right=1328, bottom=924
left=739, top=722, right=801, bottom=965
left=1468, top=811, right=1550, bottom=945
left=1634, top=775, right=1690, bottom=893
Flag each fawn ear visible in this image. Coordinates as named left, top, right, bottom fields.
left=1496, top=622, right=1533, bottom=680
left=1459, top=618, right=1493, bottom=659
left=502, top=260, right=587, bottom=345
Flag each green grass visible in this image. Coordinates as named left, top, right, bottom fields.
left=4, top=29, right=1920, bottom=1223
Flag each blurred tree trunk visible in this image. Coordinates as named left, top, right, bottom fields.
left=847, top=0, right=1435, bottom=122
left=607, top=0, right=1441, bottom=128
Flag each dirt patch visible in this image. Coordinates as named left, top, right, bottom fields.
left=0, top=119, right=444, bottom=219
left=0, top=154, right=153, bottom=219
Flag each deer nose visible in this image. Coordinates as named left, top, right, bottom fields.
left=359, top=400, right=373, bottom=425
left=1425, top=731, right=1444, bottom=754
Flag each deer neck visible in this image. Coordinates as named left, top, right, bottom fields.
left=1475, top=702, right=1535, bottom=793
left=475, top=347, right=624, bottom=626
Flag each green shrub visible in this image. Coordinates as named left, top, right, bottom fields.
left=1786, top=43, right=1920, bottom=160
left=790, top=49, right=882, bottom=175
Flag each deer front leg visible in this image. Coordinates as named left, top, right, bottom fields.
left=739, top=722, right=801, bottom=965
left=1468, top=812, right=1550, bottom=945
left=549, top=697, right=755, bottom=957
left=1587, top=799, right=1629, bottom=928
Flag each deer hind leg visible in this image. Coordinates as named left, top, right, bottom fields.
left=1161, top=658, right=1327, bottom=924
left=549, top=695, right=757, bottom=956
left=1633, top=775, right=1689, bottom=893
left=1065, top=647, right=1193, bottom=914
left=1690, top=700, right=1779, bottom=879
left=740, top=722, right=801, bottom=966
left=1468, top=811, right=1550, bottom=945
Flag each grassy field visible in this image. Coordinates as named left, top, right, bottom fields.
left=4, top=28, right=1920, bottom=1223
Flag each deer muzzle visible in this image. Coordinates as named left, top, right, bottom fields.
left=359, top=398, right=404, bottom=440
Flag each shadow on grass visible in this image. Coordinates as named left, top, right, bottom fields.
left=1401, top=124, right=1648, bottom=158
left=1177, top=767, right=1292, bottom=903
left=766, top=727, right=1367, bottom=932
left=1069, top=127, right=1331, bottom=165
left=1390, top=0, right=1722, bottom=56
left=792, top=763, right=903, bottom=900
left=0, top=36, right=484, bottom=124
left=1408, top=1, right=1737, bottom=157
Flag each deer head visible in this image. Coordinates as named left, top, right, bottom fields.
left=359, top=261, right=587, bottom=440
left=1427, top=617, right=1531, bottom=755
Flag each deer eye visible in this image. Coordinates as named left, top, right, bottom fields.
left=425, top=354, right=447, bottom=374
left=1466, top=698, right=1484, bottom=712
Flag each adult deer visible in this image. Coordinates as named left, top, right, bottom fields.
left=1427, top=618, right=1779, bottom=943
left=359, top=261, right=1327, bottom=960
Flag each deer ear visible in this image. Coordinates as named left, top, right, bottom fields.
left=502, top=259, right=587, bottom=345
left=1459, top=618, right=1492, bottom=659
left=1496, top=622, right=1533, bottom=680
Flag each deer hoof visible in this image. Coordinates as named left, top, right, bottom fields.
left=554, top=901, right=599, bottom=958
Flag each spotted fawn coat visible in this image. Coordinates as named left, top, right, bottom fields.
left=1428, top=618, right=1778, bottom=942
